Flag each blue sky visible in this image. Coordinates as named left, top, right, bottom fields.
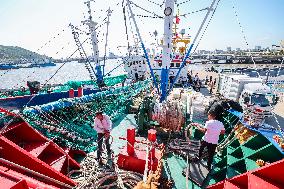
left=0, top=0, right=283, bottom=58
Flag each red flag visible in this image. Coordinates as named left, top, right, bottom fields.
left=176, top=16, right=180, bottom=24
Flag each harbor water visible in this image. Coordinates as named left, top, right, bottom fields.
left=0, top=59, right=126, bottom=89
left=0, top=60, right=208, bottom=89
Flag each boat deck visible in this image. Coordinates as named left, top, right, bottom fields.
left=110, top=114, right=203, bottom=189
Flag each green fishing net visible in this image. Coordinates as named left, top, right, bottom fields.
left=0, top=74, right=127, bottom=98
left=22, top=79, right=151, bottom=152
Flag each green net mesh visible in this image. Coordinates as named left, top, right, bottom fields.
left=22, top=79, right=151, bottom=152
left=0, top=74, right=127, bottom=98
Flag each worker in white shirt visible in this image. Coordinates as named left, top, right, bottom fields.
left=94, top=111, right=112, bottom=163
left=194, top=110, right=225, bottom=170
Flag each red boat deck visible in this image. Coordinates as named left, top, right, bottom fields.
left=207, top=159, right=284, bottom=189
left=0, top=110, right=84, bottom=188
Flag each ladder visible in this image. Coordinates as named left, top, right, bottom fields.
left=69, top=24, right=96, bottom=81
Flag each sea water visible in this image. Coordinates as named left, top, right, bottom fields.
left=0, top=59, right=126, bottom=89
left=0, top=60, right=206, bottom=89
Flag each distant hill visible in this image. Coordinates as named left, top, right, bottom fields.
left=0, top=45, right=48, bottom=63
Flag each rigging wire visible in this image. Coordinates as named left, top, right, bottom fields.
left=8, top=18, right=108, bottom=90
left=36, top=28, right=67, bottom=53
left=126, top=5, right=140, bottom=55
left=129, top=1, right=163, bottom=18
left=192, top=0, right=221, bottom=54
left=3, top=3, right=109, bottom=85
left=229, top=0, right=284, bottom=137
left=180, top=7, right=209, bottom=17
left=230, top=0, right=259, bottom=77
left=122, top=0, right=131, bottom=57
left=160, top=0, right=166, bottom=7
left=135, top=14, right=163, bottom=19
left=23, top=37, right=90, bottom=108
left=145, top=0, right=164, bottom=7
left=176, top=0, right=192, bottom=7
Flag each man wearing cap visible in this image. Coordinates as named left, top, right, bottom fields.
left=194, top=110, right=225, bottom=170
left=94, top=111, right=112, bottom=163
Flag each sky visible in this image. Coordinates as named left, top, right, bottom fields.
left=0, top=0, right=283, bottom=59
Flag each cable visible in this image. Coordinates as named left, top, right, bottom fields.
left=229, top=0, right=284, bottom=136
left=192, top=0, right=221, bottom=54
left=180, top=7, right=209, bottom=17
left=122, top=1, right=131, bottom=57
left=129, top=1, right=163, bottom=18
left=230, top=0, right=260, bottom=77
left=135, top=14, right=163, bottom=19
left=145, top=0, right=163, bottom=7
left=23, top=37, right=90, bottom=108
left=177, top=0, right=192, bottom=7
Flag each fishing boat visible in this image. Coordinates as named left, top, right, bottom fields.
left=0, top=0, right=284, bottom=189
left=27, top=60, right=56, bottom=68
left=0, top=64, right=19, bottom=70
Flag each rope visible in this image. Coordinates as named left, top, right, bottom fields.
left=73, top=153, right=143, bottom=189
left=185, top=154, right=189, bottom=189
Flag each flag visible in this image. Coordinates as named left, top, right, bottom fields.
left=176, top=15, right=180, bottom=24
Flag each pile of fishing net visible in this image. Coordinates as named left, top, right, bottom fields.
left=152, top=98, right=186, bottom=131
left=22, top=80, right=151, bottom=152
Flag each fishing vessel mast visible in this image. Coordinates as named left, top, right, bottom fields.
left=82, top=0, right=104, bottom=86
left=160, top=0, right=175, bottom=101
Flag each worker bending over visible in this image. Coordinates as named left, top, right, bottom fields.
left=94, top=110, right=112, bottom=164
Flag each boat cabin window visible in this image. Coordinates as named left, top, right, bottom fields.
left=176, top=63, right=180, bottom=67
left=170, top=63, right=174, bottom=67
left=159, top=63, right=162, bottom=67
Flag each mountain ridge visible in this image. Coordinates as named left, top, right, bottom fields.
left=0, top=45, right=48, bottom=63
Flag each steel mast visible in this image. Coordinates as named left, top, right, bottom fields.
left=82, top=0, right=103, bottom=86
left=160, top=0, right=175, bottom=101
